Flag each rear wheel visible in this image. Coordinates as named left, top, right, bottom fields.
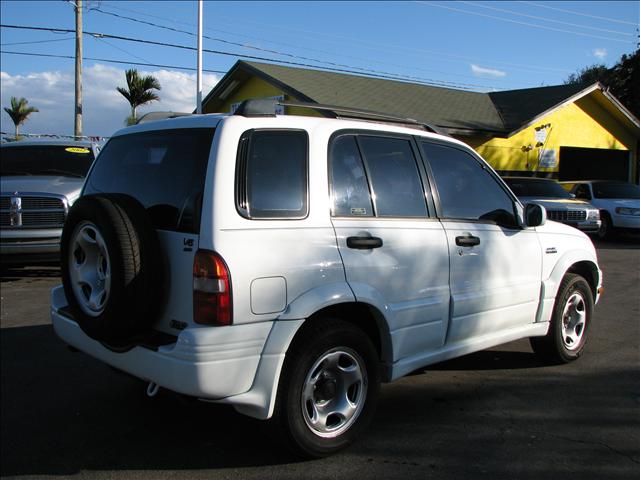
left=530, top=273, right=593, bottom=364
left=271, top=319, right=380, bottom=458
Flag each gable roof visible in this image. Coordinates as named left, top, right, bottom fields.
left=202, top=61, right=640, bottom=137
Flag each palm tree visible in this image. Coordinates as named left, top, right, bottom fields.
left=3, top=97, right=39, bottom=140
left=117, top=69, right=161, bottom=125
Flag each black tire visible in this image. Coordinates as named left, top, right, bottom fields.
left=598, top=211, right=615, bottom=240
left=530, top=273, right=593, bottom=364
left=271, top=319, right=380, bottom=458
left=60, top=194, right=163, bottom=344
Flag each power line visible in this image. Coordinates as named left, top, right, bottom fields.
left=458, top=1, right=633, bottom=37
left=89, top=7, right=498, bottom=90
left=93, top=4, right=523, bottom=86
left=417, top=1, right=633, bottom=44
left=519, top=1, right=639, bottom=27
left=0, top=50, right=227, bottom=74
left=0, top=24, right=498, bottom=91
left=97, top=2, right=570, bottom=79
left=1, top=36, right=75, bottom=46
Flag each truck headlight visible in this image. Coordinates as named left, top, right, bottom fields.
left=587, top=209, right=600, bottom=220
left=615, top=207, right=640, bottom=216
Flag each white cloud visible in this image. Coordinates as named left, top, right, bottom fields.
left=470, top=64, right=506, bottom=78
left=1, top=64, right=220, bottom=138
left=593, top=48, right=607, bottom=60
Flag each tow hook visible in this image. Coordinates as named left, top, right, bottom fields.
left=146, top=382, right=160, bottom=397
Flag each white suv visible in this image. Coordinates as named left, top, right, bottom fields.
left=51, top=101, right=602, bottom=457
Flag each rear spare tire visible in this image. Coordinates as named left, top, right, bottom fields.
left=60, top=194, right=163, bottom=344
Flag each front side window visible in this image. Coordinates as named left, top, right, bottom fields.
left=237, top=130, right=308, bottom=219
left=422, top=142, right=516, bottom=225
left=573, top=184, right=592, bottom=200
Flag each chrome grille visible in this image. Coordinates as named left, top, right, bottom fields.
left=21, top=197, right=65, bottom=209
left=0, top=194, right=67, bottom=228
left=547, top=210, right=587, bottom=222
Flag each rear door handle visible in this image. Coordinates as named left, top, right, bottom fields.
left=347, top=236, right=383, bottom=250
left=455, top=235, right=480, bottom=247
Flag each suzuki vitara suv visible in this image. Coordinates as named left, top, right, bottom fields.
left=51, top=100, right=602, bottom=457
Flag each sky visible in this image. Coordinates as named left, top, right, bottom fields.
left=1, top=0, right=638, bottom=138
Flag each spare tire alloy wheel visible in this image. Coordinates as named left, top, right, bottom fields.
left=68, top=221, right=112, bottom=317
left=61, top=194, right=163, bottom=344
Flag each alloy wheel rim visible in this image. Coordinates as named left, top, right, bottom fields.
left=561, top=292, right=587, bottom=350
left=68, top=222, right=111, bottom=317
left=301, top=347, right=367, bottom=438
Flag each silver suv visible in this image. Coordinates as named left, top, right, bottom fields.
left=51, top=101, right=602, bottom=457
left=1, top=139, right=99, bottom=264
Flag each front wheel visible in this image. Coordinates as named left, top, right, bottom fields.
left=271, top=319, right=380, bottom=458
left=530, top=273, right=594, bottom=364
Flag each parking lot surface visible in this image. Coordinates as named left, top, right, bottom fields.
left=1, top=237, right=639, bottom=480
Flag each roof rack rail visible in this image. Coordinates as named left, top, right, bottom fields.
left=232, top=99, right=445, bottom=135
left=136, top=111, right=192, bottom=124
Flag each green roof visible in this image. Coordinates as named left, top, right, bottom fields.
left=203, top=61, right=593, bottom=136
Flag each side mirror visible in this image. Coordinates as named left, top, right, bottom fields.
left=569, top=193, right=576, bottom=199
left=524, top=203, right=546, bottom=227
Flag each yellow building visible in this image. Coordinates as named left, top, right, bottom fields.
left=202, top=61, right=640, bottom=183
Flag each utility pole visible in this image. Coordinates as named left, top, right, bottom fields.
left=74, top=0, right=83, bottom=138
left=196, top=0, right=203, bottom=114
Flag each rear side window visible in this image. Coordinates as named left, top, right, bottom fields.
left=85, top=128, right=214, bottom=233
left=329, top=135, right=373, bottom=217
left=236, top=130, right=308, bottom=219
left=358, top=136, right=428, bottom=217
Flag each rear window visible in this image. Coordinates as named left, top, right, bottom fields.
left=0, top=145, right=94, bottom=178
left=84, top=128, right=214, bottom=233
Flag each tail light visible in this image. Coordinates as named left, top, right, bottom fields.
left=193, top=249, right=232, bottom=326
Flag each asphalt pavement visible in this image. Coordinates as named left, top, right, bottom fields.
left=1, top=237, right=639, bottom=480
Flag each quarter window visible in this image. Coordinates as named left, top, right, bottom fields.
left=237, top=130, right=308, bottom=219
left=421, top=142, right=516, bottom=225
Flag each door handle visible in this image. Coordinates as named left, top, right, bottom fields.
left=455, top=235, right=480, bottom=247
left=347, top=236, right=383, bottom=250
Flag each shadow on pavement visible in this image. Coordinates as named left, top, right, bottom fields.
left=591, top=233, right=640, bottom=250
left=0, top=265, right=61, bottom=283
left=2, top=324, right=638, bottom=478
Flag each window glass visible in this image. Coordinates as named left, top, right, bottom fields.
left=243, top=130, right=308, bottom=218
left=358, top=136, right=428, bottom=217
left=1, top=145, right=94, bottom=178
left=422, top=142, right=515, bottom=225
left=573, top=184, right=592, bottom=200
left=504, top=178, right=571, bottom=199
left=85, top=128, right=214, bottom=233
left=329, top=135, right=373, bottom=217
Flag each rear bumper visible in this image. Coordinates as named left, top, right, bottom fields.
left=52, top=284, right=305, bottom=419
left=51, top=285, right=272, bottom=400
